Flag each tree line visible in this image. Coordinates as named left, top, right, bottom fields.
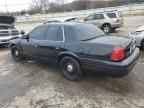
left=28, top=0, right=144, bottom=15
left=1, top=0, right=143, bottom=15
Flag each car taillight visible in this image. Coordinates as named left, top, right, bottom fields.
left=116, top=18, right=120, bottom=23
left=111, top=46, right=125, bottom=61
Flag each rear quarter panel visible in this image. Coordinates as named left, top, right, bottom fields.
left=64, top=42, right=114, bottom=61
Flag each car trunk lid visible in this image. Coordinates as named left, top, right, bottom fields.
left=85, top=35, right=135, bottom=60
left=87, top=36, right=131, bottom=46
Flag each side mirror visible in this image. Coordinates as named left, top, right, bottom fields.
left=22, top=35, right=29, bottom=39
left=20, top=30, right=25, bottom=35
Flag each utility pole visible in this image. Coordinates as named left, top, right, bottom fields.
left=106, top=0, right=108, bottom=7
left=5, top=4, right=9, bottom=14
left=63, top=0, right=65, bottom=12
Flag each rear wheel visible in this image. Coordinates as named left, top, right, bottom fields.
left=60, top=56, right=83, bottom=81
left=141, top=40, right=144, bottom=50
left=11, top=46, right=23, bottom=61
left=102, top=24, right=111, bottom=34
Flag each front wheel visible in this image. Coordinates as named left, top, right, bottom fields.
left=60, top=56, right=83, bottom=81
left=11, top=46, right=23, bottom=61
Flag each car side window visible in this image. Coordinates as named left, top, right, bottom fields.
left=106, top=13, right=117, bottom=18
left=95, top=14, right=104, bottom=20
left=85, top=15, right=95, bottom=21
left=29, top=25, right=47, bottom=40
left=44, top=26, right=63, bottom=41
left=64, top=26, right=77, bottom=42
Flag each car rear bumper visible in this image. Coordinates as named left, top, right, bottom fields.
left=81, top=48, right=140, bottom=77
left=111, top=22, right=124, bottom=28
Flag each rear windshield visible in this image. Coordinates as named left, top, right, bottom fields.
left=66, top=18, right=76, bottom=22
left=106, top=13, right=117, bottom=18
left=72, top=24, right=105, bottom=41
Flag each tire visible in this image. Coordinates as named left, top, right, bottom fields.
left=102, top=24, right=112, bottom=34
left=11, top=46, right=23, bottom=61
left=112, top=28, right=116, bottom=32
left=60, top=56, right=83, bottom=81
left=141, top=40, right=144, bottom=50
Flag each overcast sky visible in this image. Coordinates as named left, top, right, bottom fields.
left=0, top=0, right=73, bottom=12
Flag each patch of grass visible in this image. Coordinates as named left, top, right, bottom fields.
left=124, top=11, right=144, bottom=16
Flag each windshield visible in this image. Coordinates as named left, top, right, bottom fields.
left=73, top=24, right=105, bottom=41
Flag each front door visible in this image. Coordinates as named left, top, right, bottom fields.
left=84, top=14, right=96, bottom=25
left=21, top=25, right=47, bottom=57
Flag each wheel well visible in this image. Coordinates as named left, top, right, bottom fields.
left=58, top=54, right=81, bottom=65
left=141, top=39, right=144, bottom=46
left=10, top=44, right=16, bottom=48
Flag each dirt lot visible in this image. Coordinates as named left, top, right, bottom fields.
left=0, top=16, right=144, bottom=108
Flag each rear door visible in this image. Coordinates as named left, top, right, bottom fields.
left=93, top=14, right=105, bottom=27
left=85, top=14, right=105, bottom=27
left=38, top=25, right=65, bottom=63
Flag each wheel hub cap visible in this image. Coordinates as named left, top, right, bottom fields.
left=104, top=26, right=109, bottom=33
left=15, top=50, right=19, bottom=56
left=67, top=64, right=73, bottom=73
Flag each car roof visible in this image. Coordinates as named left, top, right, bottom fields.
left=103, top=10, right=119, bottom=13
left=43, top=22, right=83, bottom=26
left=92, top=10, right=119, bottom=14
left=44, top=17, right=76, bottom=23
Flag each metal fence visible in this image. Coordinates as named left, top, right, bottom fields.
left=16, top=3, right=144, bottom=22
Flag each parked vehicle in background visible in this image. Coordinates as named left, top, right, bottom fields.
left=129, top=26, right=144, bottom=49
left=43, top=17, right=79, bottom=24
left=84, top=11, right=124, bottom=33
left=10, top=22, right=139, bottom=81
left=0, top=16, right=19, bottom=46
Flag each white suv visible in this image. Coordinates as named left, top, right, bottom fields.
left=129, top=26, right=144, bottom=49
left=84, top=11, right=124, bottom=33
left=0, top=16, right=19, bottom=46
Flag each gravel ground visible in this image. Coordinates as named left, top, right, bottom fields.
left=0, top=15, right=144, bottom=108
